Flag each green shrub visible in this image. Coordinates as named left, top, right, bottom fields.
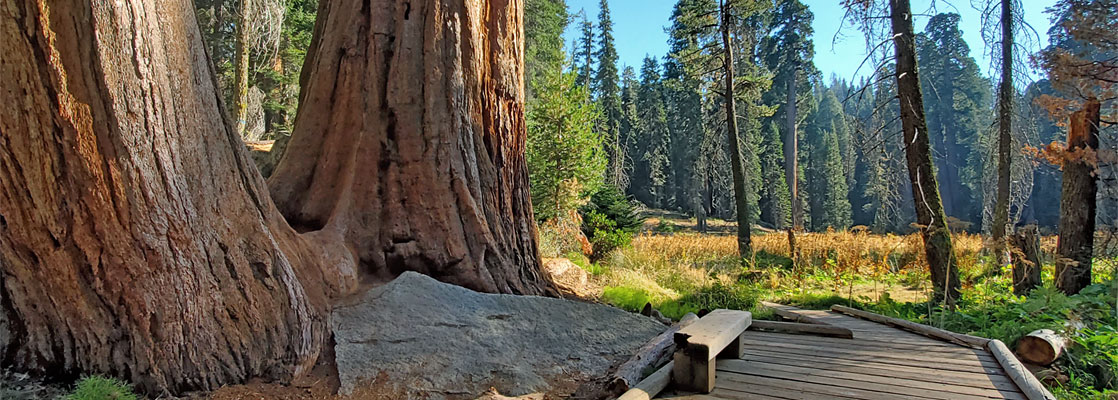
left=66, top=376, right=138, bottom=400
left=583, top=210, right=632, bottom=262
left=654, top=219, right=678, bottom=234
left=581, top=184, right=643, bottom=234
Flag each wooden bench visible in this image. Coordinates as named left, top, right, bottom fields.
left=671, top=309, right=752, bottom=393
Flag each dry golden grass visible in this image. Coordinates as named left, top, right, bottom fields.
left=591, top=230, right=1034, bottom=309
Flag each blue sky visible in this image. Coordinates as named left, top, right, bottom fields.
left=561, top=0, right=1057, bottom=82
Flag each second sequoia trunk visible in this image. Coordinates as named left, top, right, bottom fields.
left=268, top=0, right=554, bottom=295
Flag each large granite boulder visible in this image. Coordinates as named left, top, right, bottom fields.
left=331, top=272, right=665, bottom=399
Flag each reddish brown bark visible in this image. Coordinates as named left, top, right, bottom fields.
left=269, top=0, right=554, bottom=295
left=0, top=0, right=356, bottom=393
left=1055, top=98, right=1100, bottom=295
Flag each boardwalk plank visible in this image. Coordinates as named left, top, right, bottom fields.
left=715, top=371, right=939, bottom=400
left=737, top=337, right=1000, bottom=365
left=738, top=349, right=1017, bottom=387
left=718, top=359, right=1025, bottom=400
left=718, top=364, right=1007, bottom=400
left=742, top=331, right=981, bottom=354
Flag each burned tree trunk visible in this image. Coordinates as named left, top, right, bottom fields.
left=719, top=0, right=752, bottom=258
left=1055, top=98, right=1101, bottom=295
left=268, top=0, right=554, bottom=295
left=889, top=0, right=960, bottom=304
left=0, top=0, right=349, bottom=393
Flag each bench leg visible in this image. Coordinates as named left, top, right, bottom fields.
left=673, top=345, right=716, bottom=393
left=718, top=332, right=745, bottom=359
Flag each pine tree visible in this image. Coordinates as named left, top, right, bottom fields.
left=593, top=0, right=626, bottom=189
left=917, top=13, right=993, bottom=229
left=805, top=89, right=852, bottom=230
left=527, top=60, right=607, bottom=222
left=525, top=0, right=569, bottom=98
left=632, top=56, right=672, bottom=208
left=573, top=11, right=595, bottom=91
left=759, top=121, right=792, bottom=228
left=760, top=0, right=817, bottom=230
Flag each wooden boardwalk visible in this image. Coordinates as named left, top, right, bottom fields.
left=655, top=306, right=1035, bottom=400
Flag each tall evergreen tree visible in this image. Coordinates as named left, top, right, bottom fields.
left=631, top=57, right=672, bottom=208
left=760, top=0, right=817, bottom=229
left=572, top=11, right=595, bottom=90
left=917, top=13, right=993, bottom=229
left=759, top=121, right=792, bottom=228
left=527, top=60, right=606, bottom=222
left=804, top=89, right=852, bottom=230
left=592, top=0, right=626, bottom=189
left=525, top=0, right=569, bottom=98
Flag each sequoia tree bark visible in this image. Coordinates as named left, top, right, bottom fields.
left=1055, top=98, right=1100, bottom=295
left=268, top=0, right=554, bottom=295
left=0, top=0, right=551, bottom=394
left=0, top=0, right=353, bottom=393
left=889, top=0, right=960, bottom=304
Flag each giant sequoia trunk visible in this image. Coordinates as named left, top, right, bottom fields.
left=1055, top=99, right=1100, bottom=295
left=720, top=0, right=752, bottom=257
left=0, top=0, right=549, bottom=394
left=0, top=0, right=351, bottom=392
left=889, top=0, right=960, bottom=303
left=268, top=0, right=553, bottom=295
left=991, top=0, right=1014, bottom=265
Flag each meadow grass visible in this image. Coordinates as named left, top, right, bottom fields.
left=586, top=229, right=1117, bottom=399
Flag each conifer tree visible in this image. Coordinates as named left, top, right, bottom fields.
left=805, top=89, right=853, bottom=230
left=573, top=11, right=595, bottom=90
left=526, top=0, right=570, bottom=98
left=527, top=60, right=607, bottom=222
left=759, top=121, right=792, bottom=228
left=593, top=0, right=626, bottom=189
left=632, top=57, right=672, bottom=208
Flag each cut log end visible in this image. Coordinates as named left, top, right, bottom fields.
left=1016, top=329, right=1066, bottom=366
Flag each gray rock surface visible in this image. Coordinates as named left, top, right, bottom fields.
left=331, top=272, right=666, bottom=399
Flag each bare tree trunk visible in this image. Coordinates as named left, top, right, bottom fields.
left=269, top=0, right=555, bottom=295
left=992, top=0, right=1014, bottom=265
left=720, top=0, right=751, bottom=258
left=0, top=0, right=348, bottom=393
left=889, top=0, right=960, bottom=304
left=1055, top=98, right=1100, bottom=295
left=785, top=72, right=801, bottom=230
left=232, top=0, right=251, bottom=137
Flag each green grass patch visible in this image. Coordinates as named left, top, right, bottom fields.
left=66, top=376, right=138, bottom=400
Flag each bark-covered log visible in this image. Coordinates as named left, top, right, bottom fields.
left=0, top=0, right=346, bottom=392
left=1010, top=225, right=1042, bottom=295
left=268, top=0, right=555, bottom=295
left=1055, top=98, right=1100, bottom=295
left=1017, top=329, right=1066, bottom=366
left=608, top=313, right=698, bottom=395
left=888, top=0, right=960, bottom=304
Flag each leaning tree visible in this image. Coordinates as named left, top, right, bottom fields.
left=0, top=0, right=551, bottom=394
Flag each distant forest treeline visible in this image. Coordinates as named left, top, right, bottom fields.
left=523, top=0, right=1116, bottom=234
left=195, top=0, right=1116, bottom=234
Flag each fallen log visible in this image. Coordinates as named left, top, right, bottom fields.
left=830, top=305, right=990, bottom=349
left=1016, top=329, right=1066, bottom=366
left=749, top=320, right=854, bottom=339
left=608, top=313, right=699, bottom=395
left=760, top=301, right=830, bottom=325
left=988, top=339, right=1057, bottom=400
left=616, top=361, right=673, bottom=400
